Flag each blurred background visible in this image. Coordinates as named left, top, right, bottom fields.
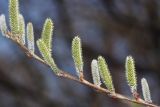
left=0, top=0, right=160, bottom=107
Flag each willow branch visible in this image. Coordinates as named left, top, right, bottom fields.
left=5, top=32, right=159, bottom=107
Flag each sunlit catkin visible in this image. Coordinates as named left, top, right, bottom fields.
left=125, top=56, right=137, bottom=93
left=9, top=0, right=19, bottom=34
left=72, top=36, right=83, bottom=77
left=98, top=56, right=115, bottom=92
left=37, top=39, right=59, bottom=74
left=41, top=18, right=53, bottom=52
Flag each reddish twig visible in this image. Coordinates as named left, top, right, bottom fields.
left=5, top=32, right=159, bottom=107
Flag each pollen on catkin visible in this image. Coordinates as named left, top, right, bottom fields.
left=41, top=18, right=53, bottom=52
left=125, top=56, right=137, bottom=93
left=9, top=0, right=19, bottom=34
left=37, top=39, right=59, bottom=74
left=98, top=56, right=115, bottom=92
left=72, top=36, right=83, bottom=77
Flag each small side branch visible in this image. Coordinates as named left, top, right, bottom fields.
left=5, top=32, right=159, bottom=107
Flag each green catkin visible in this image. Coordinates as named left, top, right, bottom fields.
left=0, top=14, right=7, bottom=36
left=41, top=18, right=53, bottom=52
left=91, top=59, right=101, bottom=87
left=141, top=78, right=152, bottom=103
left=72, top=36, right=83, bottom=77
left=125, top=56, right=137, bottom=93
left=37, top=39, right=59, bottom=74
left=19, top=14, right=25, bottom=44
left=27, top=22, right=34, bottom=53
left=98, top=56, right=115, bottom=92
left=9, top=0, right=19, bottom=34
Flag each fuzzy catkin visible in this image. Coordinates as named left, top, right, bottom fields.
left=98, top=56, right=115, bottom=92
left=91, top=59, right=101, bottom=87
left=37, top=39, right=59, bottom=74
left=72, top=36, right=83, bottom=77
left=141, top=78, right=152, bottom=103
left=19, top=14, right=25, bottom=44
left=125, top=56, right=137, bottom=93
left=27, top=22, right=34, bottom=52
left=9, top=0, right=19, bottom=34
left=41, top=18, right=53, bottom=52
left=0, top=14, right=7, bottom=36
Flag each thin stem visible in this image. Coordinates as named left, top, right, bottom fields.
left=5, top=32, right=159, bottom=107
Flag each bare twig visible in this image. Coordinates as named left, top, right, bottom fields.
left=5, top=32, right=159, bottom=107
